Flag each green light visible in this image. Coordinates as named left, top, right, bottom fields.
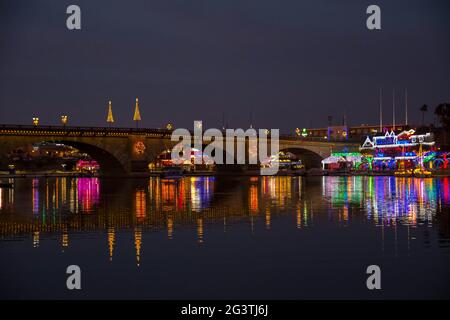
left=331, top=152, right=362, bottom=157
left=301, top=128, right=307, bottom=137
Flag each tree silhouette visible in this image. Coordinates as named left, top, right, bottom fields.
left=420, top=104, right=428, bottom=126
left=435, top=103, right=450, bottom=129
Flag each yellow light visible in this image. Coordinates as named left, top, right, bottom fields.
left=61, top=115, right=68, bottom=125
left=32, top=117, right=39, bottom=126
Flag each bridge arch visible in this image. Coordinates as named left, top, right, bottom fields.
left=150, top=143, right=241, bottom=172
left=278, top=147, right=324, bottom=169
left=0, top=138, right=128, bottom=176
left=52, top=140, right=127, bottom=175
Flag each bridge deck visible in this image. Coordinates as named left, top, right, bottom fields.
left=0, top=124, right=361, bottom=144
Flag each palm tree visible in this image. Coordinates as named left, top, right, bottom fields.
left=420, top=104, right=428, bottom=126
left=435, top=103, right=450, bottom=129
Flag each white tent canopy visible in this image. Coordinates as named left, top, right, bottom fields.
left=321, top=156, right=346, bottom=165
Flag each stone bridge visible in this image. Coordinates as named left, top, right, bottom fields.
left=0, top=125, right=360, bottom=176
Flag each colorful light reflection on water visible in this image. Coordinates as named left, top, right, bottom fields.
left=0, top=176, right=449, bottom=263
left=0, top=176, right=450, bottom=299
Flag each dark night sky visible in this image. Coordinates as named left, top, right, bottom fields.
left=0, top=0, right=449, bottom=132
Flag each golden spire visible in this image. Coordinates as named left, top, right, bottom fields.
left=133, top=97, right=141, bottom=126
left=107, top=100, right=114, bottom=124
left=108, top=226, right=115, bottom=261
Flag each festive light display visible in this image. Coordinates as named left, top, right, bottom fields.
left=321, top=152, right=363, bottom=170
left=320, top=129, right=447, bottom=174
left=359, top=129, right=437, bottom=173
left=76, top=159, right=100, bottom=172
left=134, top=141, right=146, bottom=154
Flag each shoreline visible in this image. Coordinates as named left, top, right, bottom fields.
left=1, top=170, right=449, bottom=179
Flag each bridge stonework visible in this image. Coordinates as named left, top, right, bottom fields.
left=0, top=126, right=359, bottom=176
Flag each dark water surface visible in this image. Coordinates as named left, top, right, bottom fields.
left=0, top=176, right=449, bottom=299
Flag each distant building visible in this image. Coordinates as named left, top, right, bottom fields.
left=303, top=124, right=410, bottom=141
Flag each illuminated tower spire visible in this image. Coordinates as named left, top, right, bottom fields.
left=107, top=100, right=114, bottom=126
left=133, top=97, right=141, bottom=128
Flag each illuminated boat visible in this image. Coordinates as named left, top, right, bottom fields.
left=321, top=152, right=363, bottom=175
left=394, top=169, right=413, bottom=177
left=360, top=129, right=436, bottom=174
left=412, top=167, right=432, bottom=178
left=261, top=151, right=306, bottom=175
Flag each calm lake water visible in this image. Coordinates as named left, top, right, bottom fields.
left=0, top=176, right=449, bottom=299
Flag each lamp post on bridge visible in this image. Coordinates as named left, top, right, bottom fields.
left=32, top=117, right=39, bottom=126
left=61, top=115, right=68, bottom=128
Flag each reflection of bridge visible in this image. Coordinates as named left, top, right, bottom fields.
left=0, top=125, right=359, bottom=176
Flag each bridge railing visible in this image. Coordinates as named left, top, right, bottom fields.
left=0, top=124, right=173, bottom=136
left=278, top=134, right=362, bottom=143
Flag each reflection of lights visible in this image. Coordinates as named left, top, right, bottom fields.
left=322, top=176, right=446, bottom=226
left=8, top=183, right=14, bottom=206
left=135, top=189, right=147, bottom=222
left=249, top=184, right=259, bottom=214
left=61, top=178, right=67, bottom=206
left=134, top=226, right=142, bottom=266
left=296, top=204, right=301, bottom=229
left=108, top=226, right=115, bottom=261
left=197, top=217, right=204, bottom=243
left=0, top=175, right=448, bottom=257
left=265, top=207, right=271, bottom=229
left=190, top=177, right=214, bottom=212
left=443, top=177, right=449, bottom=203
left=33, top=231, right=40, bottom=248
left=303, top=201, right=308, bottom=227
left=162, top=181, right=176, bottom=211
left=77, top=178, right=100, bottom=213
left=263, top=176, right=291, bottom=207
left=167, top=216, right=174, bottom=239
left=62, top=226, right=69, bottom=248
